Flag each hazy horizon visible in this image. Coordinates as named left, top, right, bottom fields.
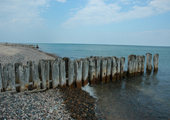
left=0, top=0, right=170, bottom=46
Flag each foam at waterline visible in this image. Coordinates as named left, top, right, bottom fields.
left=81, top=83, right=98, bottom=99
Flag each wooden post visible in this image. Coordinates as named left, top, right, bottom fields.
left=82, top=58, right=89, bottom=86
left=59, top=59, right=67, bottom=88
left=127, top=55, right=135, bottom=77
left=116, top=57, right=120, bottom=80
left=27, top=61, right=32, bottom=83
left=146, top=53, right=152, bottom=73
left=153, top=54, right=159, bottom=72
left=106, top=57, right=111, bottom=82
left=68, top=60, right=75, bottom=88
left=134, top=55, right=138, bottom=76
left=19, top=65, right=30, bottom=92
left=74, top=59, right=83, bottom=88
left=63, top=57, right=70, bottom=78
left=137, top=55, right=141, bottom=74
left=32, top=62, right=40, bottom=89
left=3, top=63, right=16, bottom=91
left=120, top=57, right=125, bottom=79
left=0, top=63, right=3, bottom=92
left=141, top=55, right=145, bottom=74
left=101, top=57, right=107, bottom=83
left=15, top=62, right=22, bottom=84
left=95, top=56, right=101, bottom=84
left=89, top=57, right=96, bottom=85
left=111, top=56, right=117, bottom=81
left=51, top=60, right=60, bottom=89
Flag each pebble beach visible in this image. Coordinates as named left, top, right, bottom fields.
left=0, top=43, right=99, bottom=120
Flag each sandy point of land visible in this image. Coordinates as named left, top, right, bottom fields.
left=0, top=43, right=55, bottom=66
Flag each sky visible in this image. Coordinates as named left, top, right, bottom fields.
left=0, top=0, right=170, bottom=46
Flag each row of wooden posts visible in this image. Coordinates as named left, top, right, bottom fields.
left=0, top=53, right=159, bottom=93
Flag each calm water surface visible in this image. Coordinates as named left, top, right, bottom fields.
left=38, top=43, right=170, bottom=120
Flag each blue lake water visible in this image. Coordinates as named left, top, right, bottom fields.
left=38, top=43, right=170, bottom=120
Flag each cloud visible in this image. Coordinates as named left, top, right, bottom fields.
left=63, top=0, right=170, bottom=27
left=0, top=0, right=49, bottom=30
left=56, top=0, right=66, bottom=3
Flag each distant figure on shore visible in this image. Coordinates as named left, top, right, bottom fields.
left=36, top=45, right=39, bottom=49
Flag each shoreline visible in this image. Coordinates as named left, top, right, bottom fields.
left=0, top=43, right=100, bottom=119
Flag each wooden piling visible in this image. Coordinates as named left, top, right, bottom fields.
left=32, top=62, right=40, bottom=89
left=51, top=60, right=60, bottom=89
left=141, top=55, right=145, bottom=74
left=101, top=57, right=107, bottom=83
left=74, top=59, right=83, bottom=88
left=120, top=57, right=125, bottom=79
left=111, top=56, right=117, bottom=81
left=19, top=65, right=30, bottom=92
left=68, top=60, right=75, bottom=88
left=95, top=56, right=101, bottom=84
left=134, top=55, right=138, bottom=76
left=146, top=53, right=152, bottom=73
left=27, top=61, right=32, bottom=83
left=106, top=57, right=112, bottom=82
left=89, top=57, right=96, bottom=85
left=0, top=63, right=3, bottom=92
left=82, top=58, right=89, bottom=86
left=15, top=62, right=22, bottom=84
left=127, top=55, right=135, bottom=77
left=3, top=63, right=16, bottom=91
left=116, top=57, right=120, bottom=80
left=63, top=57, right=70, bottom=78
left=153, top=54, right=159, bottom=72
left=137, top=55, right=141, bottom=74
left=59, top=59, right=67, bottom=88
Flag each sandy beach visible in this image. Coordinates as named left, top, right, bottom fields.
left=0, top=43, right=99, bottom=120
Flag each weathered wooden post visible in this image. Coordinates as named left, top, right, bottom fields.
left=51, top=60, right=60, bottom=89
left=0, top=63, right=3, bottom=92
left=59, top=59, right=67, bottom=88
left=106, top=57, right=112, bottom=82
left=153, top=54, right=159, bottom=72
left=127, top=55, right=135, bottom=77
left=120, top=57, right=125, bottom=79
left=63, top=57, right=70, bottom=78
left=32, top=62, right=40, bottom=89
left=74, top=59, right=83, bottom=88
left=141, top=55, right=145, bottom=74
left=111, top=56, right=117, bottom=81
left=146, top=53, right=152, bottom=73
left=68, top=60, right=75, bottom=88
left=101, top=57, right=107, bottom=83
left=95, top=56, right=101, bottom=84
left=134, top=55, right=138, bottom=76
left=3, top=64, right=16, bottom=91
left=137, top=55, right=141, bottom=74
left=15, top=62, right=22, bottom=84
left=82, top=58, right=89, bottom=86
left=45, top=60, right=50, bottom=89
left=27, top=61, right=32, bottom=83
left=89, top=57, right=96, bottom=85
left=19, top=65, right=30, bottom=92
left=116, top=57, right=120, bottom=80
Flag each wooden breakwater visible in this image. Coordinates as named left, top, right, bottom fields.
left=0, top=53, right=159, bottom=93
